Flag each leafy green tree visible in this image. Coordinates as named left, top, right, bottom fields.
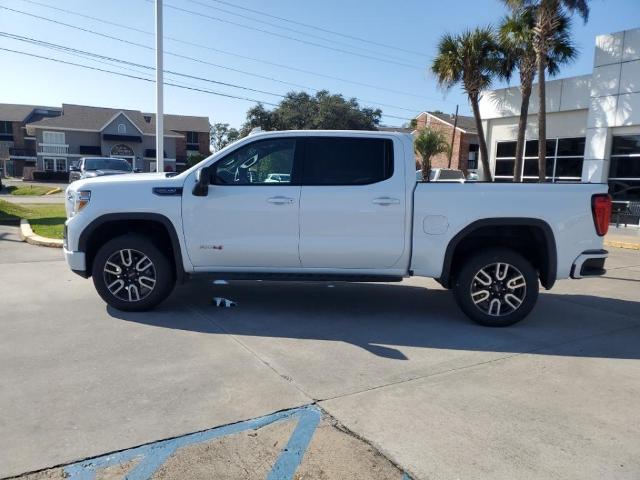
left=414, top=127, right=451, bottom=181
left=499, top=8, right=576, bottom=181
left=185, top=153, right=207, bottom=169
left=210, top=122, right=240, bottom=152
left=432, top=27, right=508, bottom=181
left=503, top=0, right=589, bottom=181
left=239, top=90, right=382, bottom=136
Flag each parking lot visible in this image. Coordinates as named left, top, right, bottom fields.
left=1, top=224, right=639, bottom=480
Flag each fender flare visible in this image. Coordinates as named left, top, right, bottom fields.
left=78, top=212, right=186, bottom=283
left=438, top=218, right=557, bottom=289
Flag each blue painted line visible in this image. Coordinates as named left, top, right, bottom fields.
left=125, top=442, right=175, bottom=480
left=267, top=406, right=321, bottom=480
left=63, top=405, right=320, bottom=480
left=402, top=472, right=412, bottom=480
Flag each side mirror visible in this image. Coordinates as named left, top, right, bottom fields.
left=193, top=166, right=211, bottom=196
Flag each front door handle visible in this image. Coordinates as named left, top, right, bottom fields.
left=267, top=196, right=294, bottom=205
left=372, top=197, right=400, bottom=206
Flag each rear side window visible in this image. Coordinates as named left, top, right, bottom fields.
left=302, top=137, right=393, bottom=185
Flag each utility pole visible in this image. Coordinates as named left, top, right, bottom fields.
left=155, top=0, right=164, bottom=173
left=447, top=105, right=459, bottom=169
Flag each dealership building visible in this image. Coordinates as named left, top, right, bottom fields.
left=479, top=26, right=640, bottom=209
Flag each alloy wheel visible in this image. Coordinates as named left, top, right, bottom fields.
left=103, top=249, right=157, bottom=302
left=469, top=262, right=527, bottom=317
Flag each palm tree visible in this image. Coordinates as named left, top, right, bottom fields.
left=503, top=0, right=589, bottom=181
left=414, top=127, right=450, bottom=181
left=499, top=8, right=576, bottom=181
left=432, top=28, right=507, bottom=181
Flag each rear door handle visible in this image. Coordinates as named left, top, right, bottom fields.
left=267, top=196, right=295, bottom=205
left=372, top=197, right=400, bottom=206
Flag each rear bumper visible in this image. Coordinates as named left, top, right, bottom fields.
left=570, top=249, right=608, bottom=279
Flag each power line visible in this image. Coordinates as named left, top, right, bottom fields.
left=0, top=47, right=280, bottom=106
left=153, top=0, right=424, bottom=70
left=0, top=6, right=424, bottom=115
left=183, top=0, right=417, bottom=64
left=202, top=0, right=427, bottom=58
left=0, top=47, right=413, bottom=122
left=14, top=0, right=432, bottom=100
left=1, top=32, right=286, bottom=98
left=0, top=5, right=315, bottom=91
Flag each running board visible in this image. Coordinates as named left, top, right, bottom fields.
left=198, top=272, right=405, bottom=283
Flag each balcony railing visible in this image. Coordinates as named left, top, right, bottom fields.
left=9, top=147, right=36, bottom=158
left=39, top=143, right=69, bottom=155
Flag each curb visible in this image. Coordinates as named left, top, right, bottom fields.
left=604, top=239, right=640, bottom=251
left=19, top=218, right=63, bottom=248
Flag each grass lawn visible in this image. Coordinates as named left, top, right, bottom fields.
left=0, top=199, right=66, bottom=239
left=6, top=185, right=59, bottom=196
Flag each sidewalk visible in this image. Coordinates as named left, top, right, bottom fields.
left=605, top=225, right=640, bottom=250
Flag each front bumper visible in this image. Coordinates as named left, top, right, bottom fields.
left=570, top=249, right=608, bottom=279
left=64, top=248, right=88, bottom=277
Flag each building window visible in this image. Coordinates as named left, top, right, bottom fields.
left=117, top=123, right=127, bottom=134
left=494, top=137, right=584, bottom=182
left=43, top=157, right=67, bottom=172
left=609, top=135, right=640, bottom=202
left=468, top=144, right=479, bottom=170
left=0, top=121, right=13, bottom=141
left=43, top=131, right=65, bottom=144
left=186, top=131, right=199, bottom=151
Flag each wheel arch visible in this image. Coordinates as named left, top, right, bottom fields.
left=438, top=218, right=557, bottom=290
left=78, top=213, right=186, bottom=283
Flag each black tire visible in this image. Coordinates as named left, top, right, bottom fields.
left=92, top=234, right=175, bottom=311
left=453, top=248, right=539, bottom=327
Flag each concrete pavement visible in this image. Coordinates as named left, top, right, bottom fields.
left=1, top=225, right=639, bottom=479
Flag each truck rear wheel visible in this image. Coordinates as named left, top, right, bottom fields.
left=453, top=248, right=539, bottom=327
left=92, top=234, right=175, bottom=311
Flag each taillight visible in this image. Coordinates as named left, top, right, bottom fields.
left=591, top=194, right=612, bottom=236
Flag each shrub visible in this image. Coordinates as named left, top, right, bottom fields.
left=32, top=171, right=69, bottom=182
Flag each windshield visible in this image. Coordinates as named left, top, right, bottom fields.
left=85, top=158, right=132, bottom=171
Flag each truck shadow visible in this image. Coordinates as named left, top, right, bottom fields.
left=108, top=280, right=640, bottom=361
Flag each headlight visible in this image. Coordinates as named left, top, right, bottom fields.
left=72, top=190, right=91, bottom=215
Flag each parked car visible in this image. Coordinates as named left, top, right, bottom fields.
left=69, top=157, right=133, bottom=183
left=63, top=131, right=611, bottom=327
left=264, top=173, right=291, bottom=183
left=416, top=168, right=466, bottom=182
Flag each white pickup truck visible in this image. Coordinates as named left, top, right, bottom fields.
left=64, top=130, right=611, bottom=327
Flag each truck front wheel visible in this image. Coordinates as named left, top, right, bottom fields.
left=453, top=248, right=539, bottom=327
left=92, top=234, right=175, bottom=311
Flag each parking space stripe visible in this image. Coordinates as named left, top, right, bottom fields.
left=63, top=405, right=321, bottom=480
left=267, top=406, right=321, bottom=480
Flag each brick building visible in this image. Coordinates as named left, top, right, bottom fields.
left=413, top=111, right=479, bottom=174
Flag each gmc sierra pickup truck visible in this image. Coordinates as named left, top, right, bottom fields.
left=64, top=130, right=611, bottom=327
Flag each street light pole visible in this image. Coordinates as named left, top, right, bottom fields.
left=155, top=0, right=164, bottom=173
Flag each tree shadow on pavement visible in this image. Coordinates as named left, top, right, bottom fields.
left=108, top=279, right=640, bottom=361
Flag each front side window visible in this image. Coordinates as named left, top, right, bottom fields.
left=302, top=137, right=393, bottom=185
left=212, top=138, right=296, bottom=185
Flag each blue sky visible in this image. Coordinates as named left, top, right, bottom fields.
left=1, top=0, right=639, bottom=128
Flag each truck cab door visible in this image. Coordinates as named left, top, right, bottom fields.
left=182, top=137, right=302, bottom=269
left=298, top=136, right=407, bottom=269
